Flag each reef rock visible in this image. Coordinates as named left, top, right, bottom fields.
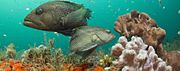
left=111, top=36, right=172, bottom=71
left=114, top=10, right=166, bottom=58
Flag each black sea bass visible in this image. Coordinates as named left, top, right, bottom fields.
left=70, top=26, right=115, bottom=57
left=24, top=1, right=91, bottom=36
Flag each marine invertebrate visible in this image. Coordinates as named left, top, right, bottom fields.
left=6, top=43, right=16, bottom=59
left=92, top=65, right=104, bottom=71
left=111, top=36, right=172, bottom=71
left=21, top=44, right=65, bottom=70
left=0, top=59, right=32, bottom=71
left=114, top=10, right=166, bottom=58
left=165, top=51, right=180, bottom=71
left=114, top=10, right=180, bottom=70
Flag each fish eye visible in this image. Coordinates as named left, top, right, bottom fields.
left=36, top=8, right=44, bottom=15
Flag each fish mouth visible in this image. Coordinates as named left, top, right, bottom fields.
left=24, top=19, right=46, bottom=30
left=24, top=20, right=40, bottom=29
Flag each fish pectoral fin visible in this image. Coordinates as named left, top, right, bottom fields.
left=76, top=45, right=97, bottom=58
left=58, top=29, right=73, bottom=36
left=81, top=44, right=98, bottom=51
left=63, top=7, right=91, bottom=24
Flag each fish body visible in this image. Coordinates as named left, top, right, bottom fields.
left=24, top=1, right=91, bottom=36
left=70, top=26, right=115, bottom=57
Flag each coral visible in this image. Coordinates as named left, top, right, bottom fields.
left=92, top=65, right=104, bottom=71
left=21, top=44, right=64, bottom=70
left=165, top=51, right=180, bottom=71
left=0, top=59, right=32, bottom=71
left=111, top=36, right=172, bottom=71
left=114, top=10, right=166, bottom=58
left=114, top=10, right=180, bottom=71
left=6, top=43, right=16, bottom=59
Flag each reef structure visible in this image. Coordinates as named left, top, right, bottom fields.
left=6, top=43, right=16, bottom=59
left=111, top=36, right=172, bottom=71
left=114, top=10, right=180, bottom=71
left=114, top=10, right=166, bottom=59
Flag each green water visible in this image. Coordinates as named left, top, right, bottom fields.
left=0, top=0, right=180, bottom=53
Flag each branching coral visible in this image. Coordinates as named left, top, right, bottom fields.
left=111, top=36, right=172, bottom=71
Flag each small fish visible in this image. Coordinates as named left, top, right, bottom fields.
left=178, top=10, right=180, bottom=14
left=24, top=1, right=91, bottom=36
left=70, top=26, right=115, bottom=58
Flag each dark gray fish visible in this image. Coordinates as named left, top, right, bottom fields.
left=70, top=26, right=115, bottom=57
left=24, top=1, right=91, bottom=36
